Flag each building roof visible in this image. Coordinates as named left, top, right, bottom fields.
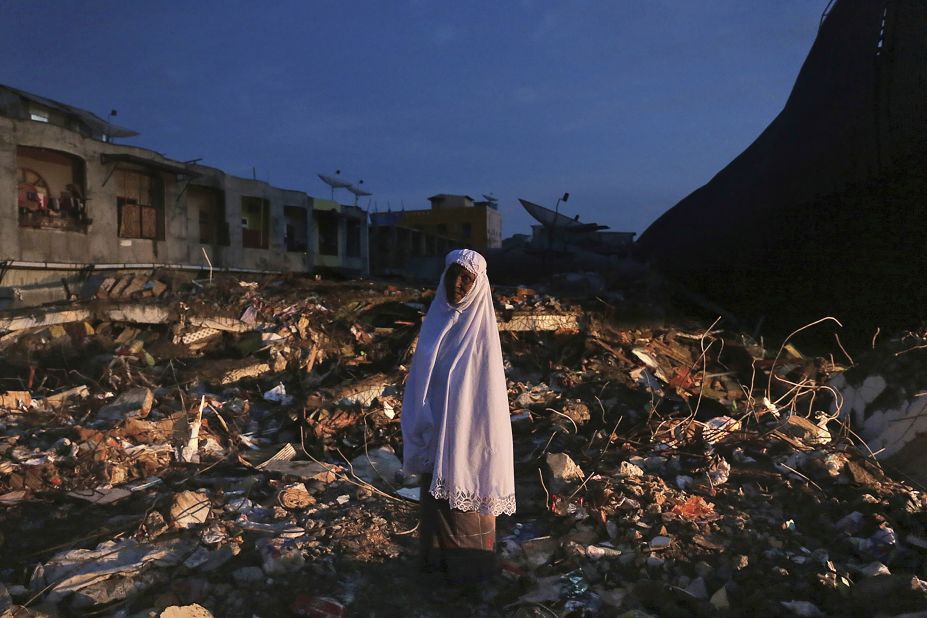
left=427, top=194, right=475, bottom=201
left=101, top=153, right=200, bottom=177
left=0, top=83, right=139, bottom=139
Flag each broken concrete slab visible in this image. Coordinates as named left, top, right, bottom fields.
left=0, top=490, right=27, bottom=505
left=497, top=310, right=581, bottom=332
left=0, top=309, right=92, bottom=334
left=104, top=304, right=173, bottom=324
left=118, top=274, right=149, bottom=298
left=107, top=276, right=134, bottom=299
left=188, top=315, right=261, bottom=332
left=43, top=385, right=90, bottom=407
left=35, top=537, right=195, bottom=607
left=94, top=277, right=118, bottom=299
left=0, top=391, right=32, bottom=409
left=176, top=326, right=222, bottom=346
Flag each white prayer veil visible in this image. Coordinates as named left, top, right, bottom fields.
left=401, top=249, right=516, bottom=516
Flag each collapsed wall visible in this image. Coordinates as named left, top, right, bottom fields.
left=637, top=0, right=927, bottom=342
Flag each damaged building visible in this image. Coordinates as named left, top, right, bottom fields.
left=368, top=193, right=501, bottom=279
left=637, top=0, right=927, bottom=343
left=486, top=198, right=637, bottom=287
left=0, top=84, right=369, bottom=309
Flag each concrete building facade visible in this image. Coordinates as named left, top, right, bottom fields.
left=393, top=194, right=502, bottom=251
left=311, top=198, right=369, bottom=274
left=185, top=168, right=316, bottom=273
left=368, top=210, right=455, bottom=279
left=0, top=84, right=368, bottom=306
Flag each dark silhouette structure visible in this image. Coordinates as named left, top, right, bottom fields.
left=638, top=0, right=927, bottom=342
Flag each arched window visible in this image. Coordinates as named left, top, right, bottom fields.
left=16, top=146, right=88, bottom=231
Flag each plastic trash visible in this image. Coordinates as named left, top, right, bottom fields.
left=263, top=384, right=294, bottom=405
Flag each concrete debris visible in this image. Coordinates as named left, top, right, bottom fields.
left=105, top=304, right=173, bottom=324
left=44, top=384, right=90, bottom=406
left=560, top=400, right=591, bottom=425
left=33, top=537, right=194, bottom=608
left=520, top=536, right=560, bottom=568
left=97, top=387, right=154, bottom=422
left=0, top=308, right=92, bottom=335
left=218, top=361, right=272, bottom=385
left=333, top=373, right=392, bottom=407
left=618, top=461, right=644, bottom=477
left=545, top=452, right=585, bottom=493
left=170, top=490, right=211, bottom=529
left=0, top=489, right=26, bottom=505
left=0, top=391, right=31, bottom=409
left=497, top=310, right=581, bottom=333
left=2, top=274, right=927, bottom=616
left=176, top=326, right=222, bottom=347
left=160, top=604, right=215, bottom=618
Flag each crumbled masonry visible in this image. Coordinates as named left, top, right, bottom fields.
left=1, top=273, right=926, bottom=616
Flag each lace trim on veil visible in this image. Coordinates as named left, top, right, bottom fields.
left=430, top=476, right=516, bottom=517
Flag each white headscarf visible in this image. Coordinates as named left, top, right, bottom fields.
left=401, top=249, right=516, bottom=516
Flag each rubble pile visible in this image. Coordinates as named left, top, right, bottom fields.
left=827, top=330, right=927, bottom=478
left=0, top=273, right=924, bottom=616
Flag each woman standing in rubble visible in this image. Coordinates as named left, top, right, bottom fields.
left=401, top=248, right=515, bottom=585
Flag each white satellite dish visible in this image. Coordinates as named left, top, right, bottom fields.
left=346, top=181, right=372, bottom=205
left=346, top=185, right=372, bottom=197
left=318, top=170, right=351, bottom=198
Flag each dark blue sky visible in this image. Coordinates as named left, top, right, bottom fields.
left=1, top=1, right=824, bottom=237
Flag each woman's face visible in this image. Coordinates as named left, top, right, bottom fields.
left=445, top=263, right=476, bottom=305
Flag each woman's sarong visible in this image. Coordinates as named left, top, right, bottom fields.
left=419, top=473, right=498, bottom=585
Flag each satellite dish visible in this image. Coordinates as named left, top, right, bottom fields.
left=318, top=173, right=352, bottom=189
left=318, top=170, right=352, bottom=199
left=346, top=185, right=372, bottom=197
left=346, top=179, right=372, bottom=205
